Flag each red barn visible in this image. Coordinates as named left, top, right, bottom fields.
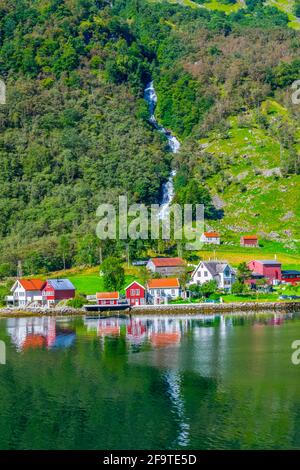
left=240, top=235, right=258, bottom=247
left=282, top=270, right=300, bottom=285
left=42, top=279, right=75, bottom=307
left=125, top=281, right=146, bottom=306
left=247, top=260, right=282, bottom=284
left=96, top=292, right=119, bottom=305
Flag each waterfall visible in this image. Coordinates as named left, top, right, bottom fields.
left=144, top=81, right=180, bottom=219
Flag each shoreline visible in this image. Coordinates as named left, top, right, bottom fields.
left=1, top=301, right=300, bottom=318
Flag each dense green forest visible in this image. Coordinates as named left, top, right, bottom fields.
left=0, top=0, right=299, bottom=276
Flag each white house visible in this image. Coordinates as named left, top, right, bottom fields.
left=147, top=278, right=181, bottom=304
left=200, top=232, right=221, bottom=245
left=6, top=279, right=46, bottom=307
left=190, top=261, right=235, bottom=292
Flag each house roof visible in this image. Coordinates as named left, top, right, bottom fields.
left=17, top=279, right=46, bottom=291
left=46, top=279, right=75, bottom=291
left=241, top=235, right=258, bottom=240
left=125, top=281, right=145, bottom=291
left=149, top=257, right=185, bottom=267
left=203, top=232, right=220, bottom=238
left=96, top=292, right=119, bottom=300
left=193, top=261, right=234, bottom=278
left=147, top=278, right=180, bottom=289
left=282, top=270, right=300, bottom=276
left=252, top=260, right=281, bottom=266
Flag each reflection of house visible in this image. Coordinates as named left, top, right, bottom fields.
left=96, top=292, right=119, bottom=305
left=42, top=279, right=75, bottom=307
left=125, top=281, right=146, bottom=306
left=97, top=319, right=120, bottom=337
left=7, top=279, right=46, bottom=307
left=240, top=235, right=258, bottom=247
left=190, top=261, right=235, bottom=291
left=150, top=332, right=181, bottom=347
left=146, top=258, right=185, bottom=276
left=126, top=319, right=147, bottom=344
left=147, top=278, right=181, bottom=304
left=6, top=317, right=75, bottom=351
left=200, top=232, right=220, bottom=245
left=248, top=260, right=282, bottom=285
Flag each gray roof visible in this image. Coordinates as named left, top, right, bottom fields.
left=47, top=279, right=75, bottom=291
left=258, top=260, right=281, bottom=266
left=201, top=261, right=234, bottom=276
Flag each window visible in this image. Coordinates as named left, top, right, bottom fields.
left=197, top=272, right=201, bottom=277
left=171, top=289, right=175, bottom=295
left=135, top=289, right=140, bottom=296
left=130, top=289, right=135, bottom=296
left=204, top=271, right=208, bottom=277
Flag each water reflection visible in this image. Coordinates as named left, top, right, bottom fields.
left=6, top=313, right=291, bottom=353
left=1, top=311, right=300, bottom=450
left=7, top=317, right=76, bottom=351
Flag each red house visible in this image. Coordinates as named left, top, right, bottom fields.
left=42, top=279, right=76, bottom=307
left=241, top=235, right=258, bottom=247
left=282, top=270, right=300, bottom=285
left=96, top=292, right=119, bottom=305
left=247, top=260, right=282, bottom=284
left=125, top=281, right=146, bottom=306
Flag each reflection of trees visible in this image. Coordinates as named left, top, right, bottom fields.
left=1, top=315, right=300, bottom=449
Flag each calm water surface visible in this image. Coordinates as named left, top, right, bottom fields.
left=0, top=312, right=300, bottom=450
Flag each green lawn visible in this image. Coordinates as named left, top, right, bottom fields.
left=67, top=272, right=142, bottom=296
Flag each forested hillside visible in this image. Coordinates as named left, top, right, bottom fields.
left=0, top=0, right=299, bottom=276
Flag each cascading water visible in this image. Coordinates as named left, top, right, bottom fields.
left=144, top=81, right=180, bottom=219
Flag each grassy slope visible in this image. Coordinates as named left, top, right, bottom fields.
left=196, top=99, right=300, bottom=252
left=151, top=0, right=244, bottom=13
left=266, top=0, right=300, bottom=30
left=154, top=0, right=300, bottom=29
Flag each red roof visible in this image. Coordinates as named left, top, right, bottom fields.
left=150, top=258, right=184, bottom=267
left=96, top=292, right=119, bottom=300
left=125, top=281, right=145, bottom=291
left=147, top=278, right=180, bottom=289
left=241, top=235, right=258, bottom=240
left=203, top=232, right=220, bottom=238
left=18, top=279, right=46, bottom=291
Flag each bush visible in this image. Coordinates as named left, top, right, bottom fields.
left=66, top=295, right=86, bottom=309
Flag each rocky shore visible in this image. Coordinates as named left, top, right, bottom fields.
left=132, top=301, right=300, bottom=315
left=0, top=301, right=300, bottom=318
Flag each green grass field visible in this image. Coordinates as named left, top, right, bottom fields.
left=67, top=272, right=141, bottom=295
left=198, top=244, right=300, bottom=269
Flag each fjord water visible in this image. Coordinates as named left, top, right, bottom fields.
left=0, top=313, right=300, bottom=450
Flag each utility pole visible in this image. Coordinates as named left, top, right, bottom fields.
left=126, top=243, right=130, bottom=268
left=17, top=260, right=23, bottom=278
left=99, top=245, right=103, bottom=265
